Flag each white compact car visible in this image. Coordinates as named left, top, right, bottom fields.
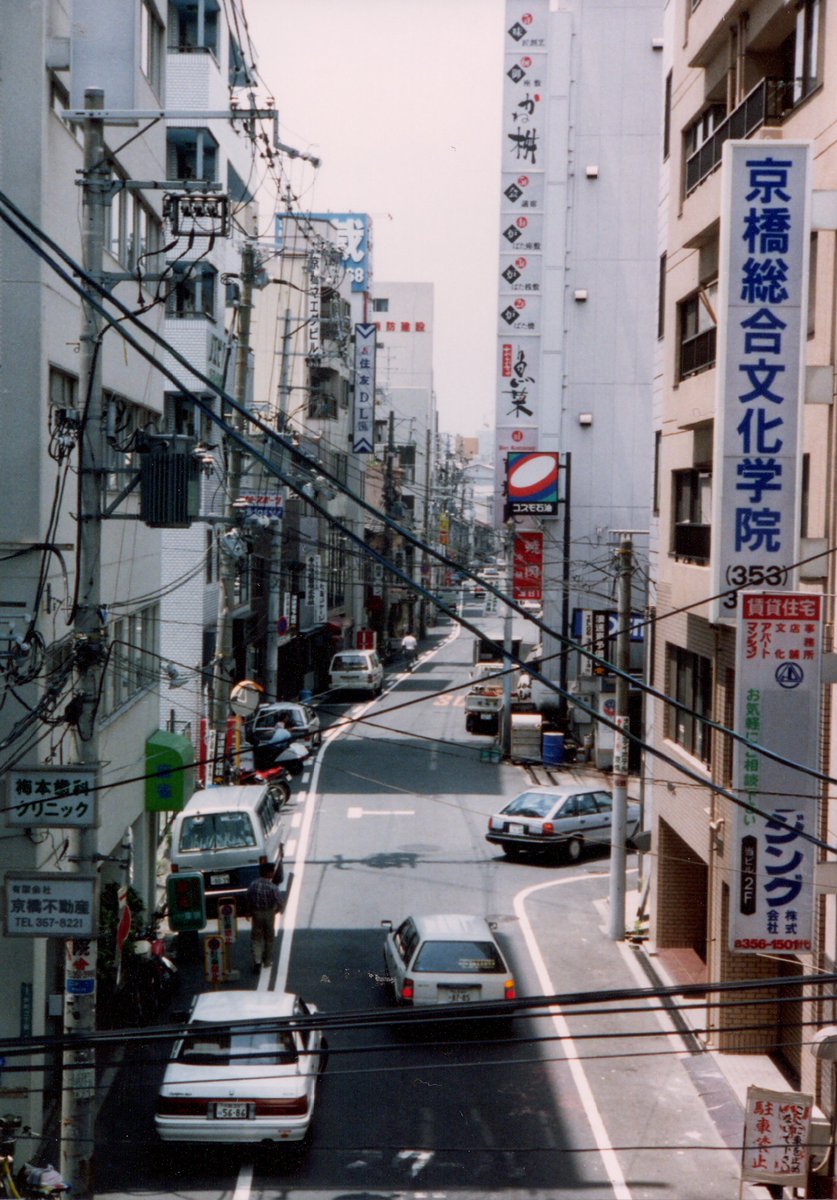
left=381, top=913, right=515, bottom=1006
left=155, top=991, right=326, bottom=1144
left=487, top=785, right=641, bottom=861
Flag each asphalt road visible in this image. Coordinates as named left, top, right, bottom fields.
left=95, top=610, right=746, bottom=1200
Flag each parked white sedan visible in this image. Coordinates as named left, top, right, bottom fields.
left=487, top=785, right=640, bottom=861
left=155, top=991, right=326, bottom=1144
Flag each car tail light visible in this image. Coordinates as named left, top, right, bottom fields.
left=504, top=979, right=516, bottom=1000
left=401, top=978, right=414, bottom=1001
left=366, top=673, right=373, bottom=683
left=259, top=854, right=268, bottom=864
left=488, top=817, right=495, bottom=831
left=253, top=1097, right=309, bottom=1116
left=542, top=822, right=554, bottom=835
left=170, top=863, right=179, bottom=873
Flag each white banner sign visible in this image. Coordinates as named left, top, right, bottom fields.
left=711, top=142, right=811, bottom=620
left=307, top=249, right=322, bottom=360
left=6, top=765, right=97, bottom=827
left=741, top=1086, right=812, bottom=1187
left=4, top=874, right=97, bottom=938
left=353, top=323, right=376, bottom=453
left=730, top=592, right=822, bottom=954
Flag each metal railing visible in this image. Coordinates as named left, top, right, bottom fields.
left=673, top=523, right=711, bottom=563
left=684, top=77, right=801, bottom=196
left=679, top=326, right=716, bottom=380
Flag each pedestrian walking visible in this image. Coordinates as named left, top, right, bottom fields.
left=245, top=862, right=283, bottom=971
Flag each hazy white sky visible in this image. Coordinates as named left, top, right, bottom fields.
left=244, top=0, right=506, bottom=437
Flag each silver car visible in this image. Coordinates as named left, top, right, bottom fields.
left=486, top=785, right=640, bottom=862
left=381, top=913, right=516, bottom=1006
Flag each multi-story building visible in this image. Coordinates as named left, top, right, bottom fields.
left=0, top=0, right=170, bottom=1136
left=649, top=0, right=836, bottom=1107
left=158, top=0, right=261, bottom=746
left=493, top=0, right=663, bottom=746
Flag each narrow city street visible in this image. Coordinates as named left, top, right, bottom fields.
left=95, top=611, right=745, bottom=1200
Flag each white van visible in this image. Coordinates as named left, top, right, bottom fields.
left=328, top=649, right=383, bottom=695
left=169, top=784, right=285, bottom=913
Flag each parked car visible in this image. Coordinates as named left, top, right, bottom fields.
left=155, top=990, right=326, bottom=1144
left=381, top=913, right=515, bottom=1006
left=168, top=783, right=285, bottom=914
left=486, top=785, right=640, bottom=862
left=328, top=649, right=383, bottom=696
left=247, top=702, right=322, bottom=749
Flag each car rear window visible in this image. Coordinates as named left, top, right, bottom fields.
left=332, top=655, right=366, bottom=671
left=412, top=939, right=506, bottom=974
left=179, top=1026, right=297, bottom=1066
left=178, top=812, right=256, bottom=852
left=503, top=792, right=555, bottom=818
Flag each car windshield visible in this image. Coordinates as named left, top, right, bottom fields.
left=178, top=1024, right=297, bottom=1066
left=412, top=939, right=506, bottom=974
left=503, top=792, right=555, bottom=819
left=178, top=812, right=256, bottom=852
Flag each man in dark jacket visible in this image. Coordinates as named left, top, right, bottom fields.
left=245, top=863, right=283, bottom=970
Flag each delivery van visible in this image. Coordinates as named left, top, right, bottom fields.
left=328, top=649, right=383, bottom=695
left=169, top=783, right=285, bottom=913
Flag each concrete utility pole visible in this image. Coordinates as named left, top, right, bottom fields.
left=382, top=409, right=397, bottom=647
left=60, top=87, right=108, bottom=1199
left=419, top=426, right=432, bottom=637
left=608, top=533, right=633, bottom=940
left=211, top=237, right=255, bottom=753
left=265, top=307, right=292, bottom=701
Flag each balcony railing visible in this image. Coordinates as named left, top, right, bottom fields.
left=684, top=78, right=801, bottom=196
left=673, top=523, right=711, bottom=563
left=679, top=326, right=716, bottom=380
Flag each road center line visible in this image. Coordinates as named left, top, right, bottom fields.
left=514, top=876, right=633, bottom=1200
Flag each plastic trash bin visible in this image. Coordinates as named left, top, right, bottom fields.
left=542, top=731, right=565, bottom=765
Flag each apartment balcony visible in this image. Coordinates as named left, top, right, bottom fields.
left=166, top=45, right=227, bottom=111
left=684, top=77, right=803, bottom=197
left=673, top=523, right=711, bottom=564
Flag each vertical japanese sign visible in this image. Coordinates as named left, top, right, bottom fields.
left=513, top=531, right=543, bottom=600
left=495, top=0, right=548, bottom=523
left=307, top=248, right=322, bottom=360
left=730, top=592, right=822, bottom=955
left=711, top=142, right=811, bottom=621
left=353, top=323, right=376, bottom=453
left=741, top=1086, right=812, bottom=1188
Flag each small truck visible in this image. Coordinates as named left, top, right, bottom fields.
left=464, top=680, right=504, bottom=734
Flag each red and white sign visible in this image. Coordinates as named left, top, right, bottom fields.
left=513, top=531, right=543, bottom=600
left=741, top=1086, right=812, bottom=1187
left=730, top=592, right=823, bottom=954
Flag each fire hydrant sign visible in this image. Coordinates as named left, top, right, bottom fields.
left=741, top=1086, right=812, bottom=1187
left=730, top=593, right=822, bottom=954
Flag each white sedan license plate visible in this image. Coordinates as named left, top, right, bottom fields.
left=508, top=823, right=525, bottom=835
left=442, top=988, right=478, bottom=1002
left=209, top=873, right=230, bottom=886
left=214, top=1102, right=249, bottom=1119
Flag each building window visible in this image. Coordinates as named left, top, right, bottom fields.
left=104, top=603, right=160, bottom=716
left=800, top=453, right=810, bottom=539
left=672, top=469, right=712, bottom=562
left=667, top=645, right=712, bottom=765
left=793, top=0, right=822, bottom=103
left=167, top=0, right=219, bottom=55
left=166, top=262, right=217, bottom=319
left=107, top=182, right=161, bottom=274
left=677, top=285, right=717, bottom=380
left=653, top=431, right=662, bottom=516
left=140, top=0, right=165, bottom=97
left=657, top=253, right=667, bottom=340
left=372, top=298, right=389, bottom=312
left=808, top=232, right=817, bottom=338
left=662, top=71, right=672, bottom=160
left=49, top=367, right=78, bottom=411
left=167, top=129, right=218, bottom=184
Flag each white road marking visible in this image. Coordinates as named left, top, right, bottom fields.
left=514, top=876, right=633, bottom=1200
left=232, top=1161, right=253, bottom=1200
left=291, top=811, right=302, bottom=828
left=285, top=839, right=297, bottom=858
left=347, top=806, right=415, bottom=819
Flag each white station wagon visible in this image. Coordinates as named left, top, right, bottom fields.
left=381, top=913, right=515, bottom=1006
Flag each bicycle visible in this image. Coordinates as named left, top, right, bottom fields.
left=0, top=1115, right=68, bottom=1199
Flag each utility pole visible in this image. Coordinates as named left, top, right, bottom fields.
left=608, top=533, right=633, bottom=940
left=211, top=236, right=255, bottom=755
left=60, top=87, right=108, bottom=1199
left=265, top=307, right=292, bottom=702
left=419, top=425, right=432, bottom=636
left=382, top=409, right=396, bottom=649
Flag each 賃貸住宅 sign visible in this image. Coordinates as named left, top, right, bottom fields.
left=4, top=874, right=97, bottom=938
left=729, top=592, right=822, bottom=955
left=5, top=765, right=97, bottom=827
left=710, top=142, right=811, bottom=622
